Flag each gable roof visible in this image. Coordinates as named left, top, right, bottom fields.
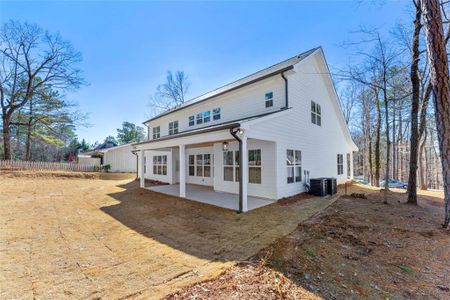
left=144, top=47, right=320, bottom=124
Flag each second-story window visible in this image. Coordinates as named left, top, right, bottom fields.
left=152, top=126, right=160, bottom=139
left=311, top=101, right=322, bottom=126
left=265, top=92, right=273, bottom=108
left=188, top=115, right=195, bottom=126
left=196, top=113, right=203, bottom=125
left=169, top=121, right=178, bottom=135
left=203, top=111, right=211, bottom=123
left=213, top=107, right=221, bottom=120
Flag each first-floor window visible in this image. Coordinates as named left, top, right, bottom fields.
left=189, top=155, right=195, bottom=176
left=248, top=149, right=261, bottom=184
left=337, top=154, right=344, bottom=175
left=287, top=149, right=302, bottom=183
left=347, top=153, right=351, bottom=178
left=144, top=156, right=146, bottom=173
left=223, top=150, right=237, bottom=182
left=153, top=155, right=167, bottom=175
left=188, top=154, right=211, bottom=177
left=223, top=149, right=261, bottom=184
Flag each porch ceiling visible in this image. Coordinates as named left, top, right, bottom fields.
left=147, top=184, right=275, bottom=211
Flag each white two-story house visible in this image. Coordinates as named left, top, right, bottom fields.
left=133, top=47, right=357, bottom=212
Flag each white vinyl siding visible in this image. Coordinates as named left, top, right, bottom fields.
left=145, top=76, right=285, bottom=136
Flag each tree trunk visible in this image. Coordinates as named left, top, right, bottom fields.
left=383, top=88, right=391, bottom=192
left=375, top=94, right=381, bottom=187
left=421, top=0, right=450, bottom=228
left=2, top=113, right=11, bottom=160
left=392, top=102, right=397, bottom=180
left=418, top=128, right=428, bottom=190
left=369, top=139, right=374, bottom=185
left=407, top=3, right=422, bottom=204
left=25, top=99, right=33, bottom=161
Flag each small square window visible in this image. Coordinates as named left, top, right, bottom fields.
left=188, top=116, right=195, bottom=126
left=213, top=107, right=221, bottom=120
left=265, top=92, right=273, bottom=108
left=196, top=113, right=203, bottom=124
left=203, top=111, right=211, bottom=123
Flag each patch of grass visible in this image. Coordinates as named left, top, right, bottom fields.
left=304, top=248, right=316, bottom=259
left=382, top=218, right=394, bottom=225
left=398, top=264, right=414, bottom=274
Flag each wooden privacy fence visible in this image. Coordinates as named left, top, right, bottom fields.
left=0, top=160, right=102, bottom=172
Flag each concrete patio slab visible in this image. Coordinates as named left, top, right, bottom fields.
left=147, top=184, right=275, bottom=211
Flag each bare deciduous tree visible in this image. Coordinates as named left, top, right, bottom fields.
left=0, top=20, right=83, bottom=160
left=148, top=71, right=190, bottom=116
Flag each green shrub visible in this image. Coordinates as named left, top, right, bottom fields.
left=102, top=164, right=111, bottom=173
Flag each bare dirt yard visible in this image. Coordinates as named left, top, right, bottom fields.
left=167, top=186, right=450, bottom=300
left=0, top=170, right=339, bottom=299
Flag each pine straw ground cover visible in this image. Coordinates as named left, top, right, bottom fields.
left=167, top=188, right=449, bottom=300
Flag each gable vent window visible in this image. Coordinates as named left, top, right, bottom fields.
left=196, top=113, right=203, bottom=125
left=213, top=107, right=221, bottom=120
left=168, top=121, right=178, bottom=135
left=203, top=111, right=211, bottom=123
left=337, top=154, right=344, bottom=175
left=311, top=101, right=322, bottom=126
left=152, top=126, right=160, bottom=139
left=265, top=92, right=273, bottom=108
left=188, top=115, right=195, bottom=127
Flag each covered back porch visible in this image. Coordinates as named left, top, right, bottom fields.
left=147, top=184, right=275, bottom=211
left=134, top=118, right=279, bottom=212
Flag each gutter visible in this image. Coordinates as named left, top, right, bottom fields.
left=281, top=72, right=289, bottom=108
left=230, top=127, right=244, bottom=213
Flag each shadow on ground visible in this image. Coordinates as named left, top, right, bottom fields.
left=103, top=180, right=337, bottom=262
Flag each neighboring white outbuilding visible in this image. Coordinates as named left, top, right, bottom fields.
left=133, top=47, right=358, bottom=212
left=102, top=144, right=137, bottom=173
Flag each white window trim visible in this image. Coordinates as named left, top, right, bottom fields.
left=311, top=101, right=322, bottom=126
left=287, top=149, right=302, bottom=184
left=265, top=91, right=274, bottom=108
left=153, top=155, right=167, bottom=175
left=337, top=154, right=344, bottom=175
left=213, top=107, right=221, bottom=120
left=248, top=149, right=262, bottom=184
left=152, top=126, right=160, bottom=139
left=169, top=121, right=178, bottom=135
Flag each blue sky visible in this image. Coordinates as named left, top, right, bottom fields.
left=1, top=0, right=412, bottom=144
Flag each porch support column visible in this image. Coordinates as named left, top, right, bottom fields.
left=241, top=135, right=248, bottom=212
left=140, top=150, right=145, bottom=188
left=179, top=144, right=186, bottom=198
